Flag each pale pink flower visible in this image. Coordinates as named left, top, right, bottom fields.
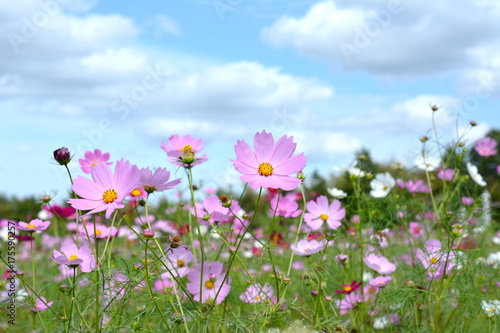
left=304, top=195, right=345, bottom=230
left=231, top=129, right=307, bottom=191
left=186, top=261, right=231, bottom=304
left=475, top=137, right=497, bottom=157
left=292, top=239, right=326, bottom=256
left=68, top=159, right=140, bottom=219
left=239, top=283, right=274, bottom=304
left=78, top=149, right=112, bottom=174
left=17, top=219, right=51, bottom=232
left=363, top=253, right=396, bottom=275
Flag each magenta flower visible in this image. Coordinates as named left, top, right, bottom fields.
left=269, top=196, right=301, bottom=218
left=369, top=276, right=392, bottom=288
left=139, top=167, right=181, bottom=194
left=186, top=261, right=231, bottom=304
left=334, top=280, right=362, bottom=294
left=231, top=129, right=307, bottom=191
left=304, top=195, right=345, bottom=230
left=475, top=137, right=497, bottom=157
left=160, top=134, right=207, bottom=168
left=52, top=243, right=95, bottom=273
left=363, top=253, right=396, bottom=275
left=192, top=195, right=240, bottom=226
left=240, top=283, right=274, bottom=304
left=78, top=149, right=113, bottom=174
left=17, top=219, right=51, bottom=232
left=30, top=296, right=53, bottom=312
left=68, top=159, right=140, bottom=219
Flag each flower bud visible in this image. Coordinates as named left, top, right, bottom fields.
left=470, top=120, right=477, bottom=127
left=143, top=228, right=155, bottom=239
left=420, top=136, right=430, bottom=143
left=53, top=147, right=71, bottom=166
left=431, top=105, right=439, bottom=112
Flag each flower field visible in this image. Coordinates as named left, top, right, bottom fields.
left=1, top=112, right=500, bottom=333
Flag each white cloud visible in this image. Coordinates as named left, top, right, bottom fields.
left=155, top=15, right=182, bottom=36
left=262, top=0, right=500, bottom=78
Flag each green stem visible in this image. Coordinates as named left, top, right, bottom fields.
left=144, top=240, right=171, bottom=330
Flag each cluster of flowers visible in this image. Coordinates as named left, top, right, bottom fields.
left=2, top=128, right=499, bottom=332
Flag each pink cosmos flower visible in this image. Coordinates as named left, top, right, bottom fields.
left=68, top=159, right=140, bottom=219
left=79, top=223, right=118, bottom=239
left=461, top=197, right=474, bottom=206
left=437, top=169, right=455, bottom=181
left=363, top=253, right=396, bottom=275
left=409, top=222, right=425, bottom=238
left=192, top=195, right=241, bottom=226
left=304, top=195, right=345, bottom=230
left=164, top=247, right=194, bottom=278
left=269, top=196, right=301, bottom=218
left=336, top=291, right=363, bottom=315
left=415, top=239, right=455, bottom=280
left=154, top=273, right=179, bottom=294
left=139, top=167, right=181, bottom=194
left=52, top=243, right=95, bottom=273
left=475, top=137, right=497, bottom=157
left=186, top=261, right=231, bottom=304
left=292, top=239, right=326, bottom=256
left=17, top=219, right=51, bottom=232
left=78, top=149, right=113, bottom=174
left=231, top=129, right=307, bottom=191
left=160, top=134, right=207, bottom=168
left=369, top=276, right=392, bottom=288
left=30, top=296, right=52, bottom=312
left=239, top=283, right=274, bottom=304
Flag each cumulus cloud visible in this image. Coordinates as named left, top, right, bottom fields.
left=262, top=0, right=500, bottom=78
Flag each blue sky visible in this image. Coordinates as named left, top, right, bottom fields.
left=2, top=0, right=500, bottom=202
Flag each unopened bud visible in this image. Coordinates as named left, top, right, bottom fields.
left=53, top=147, right=71, bottom=166
left=143, top=228, right=155, bottom=239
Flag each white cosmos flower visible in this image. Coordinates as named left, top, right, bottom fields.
left=370, top=172, right=396, bottom=198
left=347, top=162, right=365, bottom=178
left=327, top=187, right=347, bottom=199
left=415, top=154, right=440, bottom=171
left=481, top=300, right=500, bottom=317
left=466, top=162, right=487, bottom=187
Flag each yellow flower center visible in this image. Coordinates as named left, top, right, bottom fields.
left=27, top=223, right=36, bottom=229
left=96, top=229, right=102, bottom=236
left=177, top=259, right=185, bottom=267
left=130, top=189, right=142, bottom=197
left=69, top=255, right=79, bottom=261
left=255, top=296, right=262, bottom=301
left=102, top=189, right=118, bottom=203
left=343, top=285, right=352, bottom=292
left=320, top=214, right=329, bottom=221
left=430, top=256, right=439, bottom=264
left=180, top=144, right=193, bottom=152
left=258, top=162, right=273, bottom=176
left=205, top=281, right=214, bottom=289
